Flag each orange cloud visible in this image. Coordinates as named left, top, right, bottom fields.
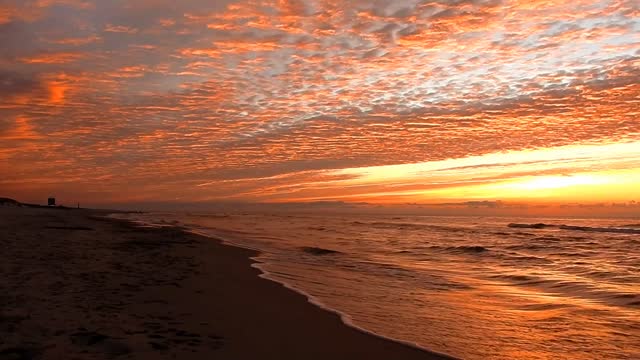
left=104, top=24, right=139, bottom=34
left=48, top=35, right=101, bottom=46
left=46, top=77, right=70, bottom=104
left=2, top=116, right=42, bottom=141
left=19, top=52, right=85, bottom=64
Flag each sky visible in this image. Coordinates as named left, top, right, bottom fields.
left=1, top=0, right=639, bottom=213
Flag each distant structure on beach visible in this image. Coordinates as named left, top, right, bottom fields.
left=48, top=197, right=56, bottom=206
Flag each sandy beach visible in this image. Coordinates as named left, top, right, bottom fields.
left=0, top=206, right=451, bottom=360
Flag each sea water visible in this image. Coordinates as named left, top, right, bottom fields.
left=113, top=211, right=640, bottom=360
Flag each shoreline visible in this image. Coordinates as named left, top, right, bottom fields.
left=181, top=228, right=450, bottom=357
left=1, top=206, right=454, bottom=359
left=112, top=215, right=458, bottom=358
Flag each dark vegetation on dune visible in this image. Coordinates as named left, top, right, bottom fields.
left=0, top=197, right=20, bottom=206
left=0, top=197, right=78, bottom=210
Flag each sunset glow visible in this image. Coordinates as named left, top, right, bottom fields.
left=505, top=176, right=605, bottom=191
left=2, top=3, right=640, bottom=357
left=1, top=0, right=639, bottom=213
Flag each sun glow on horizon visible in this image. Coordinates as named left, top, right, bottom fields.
left=501, top=175, right=607, bottom=191
left=274, top=141, right=640, bottom=205
left=455, top=170, right=640, bottom=203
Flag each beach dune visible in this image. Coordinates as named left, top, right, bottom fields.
left=0, top=207, right=452, bottom=359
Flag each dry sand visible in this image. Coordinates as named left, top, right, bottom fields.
left=0, top=207, right=453, bottom=359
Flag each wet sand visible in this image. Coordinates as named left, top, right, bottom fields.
left=0, top=207, right=453, bottom=359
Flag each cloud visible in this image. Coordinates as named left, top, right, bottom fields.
left=0, top=71, right=42, bottom=96
left=434, top=200, right=506, bottom=208
left=104, top=24, right=138, bottom=33
left=0, top=0, right=639, bottom=204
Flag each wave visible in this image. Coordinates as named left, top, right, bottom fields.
left=490, top=274, right=536, bottom=283
left=454, top=245, right=489, bottom=253
left=490, top=274, right=640, bottom=306
left=512, top=231, right=536, bottom=237
left=353, top=221, right=467, bottom=232
left=508, top=223, right=556, bottom=229
left=430, top=245, right=489, bottom=254
left=508, top=223, right=640, bottom=234
left=497, top=252, right=553, bottom=264
left=185, top=213, right=230, bottom=218
left=301, top=246, right=342, bottom=255
left=308, top=226, right=328, bottom=231
left=533, top=236, right=559, bottom=241
left=506, top=243, right=550, bottom=251
left=516, top=303, right=575, bottom=311
left=558, top=225, right=640, bottom=234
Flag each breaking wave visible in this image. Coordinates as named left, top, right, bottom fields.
left=508, top=223, right=640, bottom=234
left=558, top=225, right=640, bottom=234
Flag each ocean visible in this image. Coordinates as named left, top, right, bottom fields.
left=112, top=211, right=640, bottom=359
